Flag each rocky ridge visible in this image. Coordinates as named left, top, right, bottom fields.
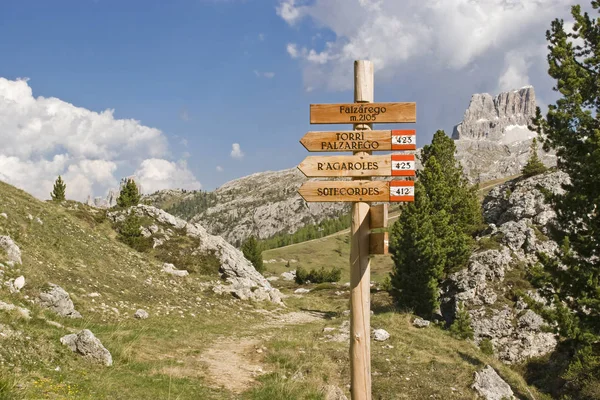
left=108, top=205, right=283, bottom=304
left=453, top=86, right=556, bottom=183
left=441, top=171, right=568, bottom=363
left=189, top=168, right=348, bottom=247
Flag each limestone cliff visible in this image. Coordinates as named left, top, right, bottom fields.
left=453, top=86, right=556, bottom=182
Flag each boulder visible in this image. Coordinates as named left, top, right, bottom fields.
left=133, top=309, right=149, bottom=319
left=412, top=318, right=430, bottom=328
left=373, top=329, right=390, bottom=342
left=13, top=276, right=25, bottom=291
left=472, top=365, right=515, bottom=400
left=162, top=263, right=189, bottom=277
left=60, top=329, right=113, bottom=366
left=281, top=271, right=296, bottom=281
left=294, top=288, right=311, bottom=294
left=0, top=236, right=22, bottom=264
left=38, top=283, right=82, bottom=318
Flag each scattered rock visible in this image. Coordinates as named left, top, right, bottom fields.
left=60, top=329, right=113, bottom=366
left=321, top=384, right=348, bottom=400
left=294, top=288, right=311, bottom=294
left=281, top=271, right=296, bottom=281
left=0, top=300, right=31, bottom=319
left=266, top=276, right=279, bottom=282
left=38, top=283, right=82, bottom=318
left=413, top=318, right=430, bottom=328
left=0, top=236, right=22, bottom=264
left=133, top=309, right=149, bottom=319
left=162, top=263, right=189, bottom=277
left=472, top=365, right=515, bottom=400
left=373, top=329, right=390, bottom=342
left=0, top=213, right=7, bottom=219
left=13, top=275, right=25, bottom=291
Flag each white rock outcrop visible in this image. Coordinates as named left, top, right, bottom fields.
left=0, top=236, right=22, bottom=264
left=472, top=365, right=515, bottom=400
left=441, top=172, right=566, bottom=364
left=109, top=206, right=283, bottom=304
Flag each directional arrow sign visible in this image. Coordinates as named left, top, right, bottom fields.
left=310, top=103, right=416, bottom=124
left=300, top=130, right=416, bottom=152
left=298, top=180, right=415, bottom=202
left=298, top=154, right=415, bottom=178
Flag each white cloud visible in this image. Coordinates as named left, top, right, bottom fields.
left=230, top=143, right=244, bottom=159
left=258, top=33, right=266, bottom=41
left=254, top=70, right=276, bottom=78
left=497, top=50, right=532, bottom=92
left=134, top=159, right=201, bottom=194
left=287, top=43, right=299, bottom=58
left=276, top=0, right=304, bottom=25
left=216, top=165, right=224, bottom=172
left=277, top=0, right=574, bottom=91
left=0, top=77, right=201, bottom=201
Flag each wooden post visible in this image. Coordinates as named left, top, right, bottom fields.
left=350, top=60, right=373, bottom=400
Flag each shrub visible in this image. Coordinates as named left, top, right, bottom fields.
left=117, top=213, right=152, bottom=252
left=479, top=338, right=494, bottom=355
left=295, top=266, right=341, bottom=285
left=449, top=302, right=474, bottom=340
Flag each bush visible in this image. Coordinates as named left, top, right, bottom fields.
left=479, top=338, right=494, bottom=355
left=295, top=266, right=342, bottom=285
left=117, top=213, right=152, bottom=252
left=449, top=302, right=474, bottom=340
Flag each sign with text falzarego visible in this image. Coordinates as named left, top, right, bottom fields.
left=310, top=102, right=416, bottom=124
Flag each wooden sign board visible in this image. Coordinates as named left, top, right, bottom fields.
left=298, top=154, right=415, bottom=178
left=369, top=204, right=388, bottom=229
left=298, top=180, right=415, bottom=202
left=369, top=231, right=389, bottom=255
left=300, top=130, right=416, bottom=152
left=310, top=103, right=416, bottom=124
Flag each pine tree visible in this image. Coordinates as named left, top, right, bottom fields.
left=116, top=178, right=141, bottom=208
left=50, top=176, right=66, bottom=201
left=389, top=181, right=447, bottom=318
left=521, top=137, right=548, bottom=177
left=528, top=2, right=600, bottom=394
left=390, top=130, right=481, bottom=318
left=420, top=130, right=483, bottom=238
left=241, top=236, right=264, bottom=273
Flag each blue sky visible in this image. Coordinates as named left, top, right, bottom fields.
left=0, top=0, right=575, bottom=200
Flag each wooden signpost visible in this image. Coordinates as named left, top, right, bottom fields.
left=300, top=129, right=417, bottom=152
left=297, top=154, right=415, bottom=177
left=310, top=103, right=416, bottom=124
left=297, top=60, right=416, bottom=400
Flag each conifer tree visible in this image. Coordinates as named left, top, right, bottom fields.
left=521, top=137, right=548, bottom=177
left=116, top=178, right=141, bottom=208
left=241, top=235, right=264, bottom=273
left=420, top=130, right=483, bottom=238
left=50, top=175, right=66, bottom=201
left=390, top=130, right=481, bottom=318
left=389, top=181, right=446, bottom=317
left=528, top=2, right=600, bottom=394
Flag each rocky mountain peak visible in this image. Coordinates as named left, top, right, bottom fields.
left=452, top=86, right=536, bottom=142
left=452, top=86, right=555, bottom=183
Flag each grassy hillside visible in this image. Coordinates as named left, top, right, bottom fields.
left=0, top=180, right=546, bottom=399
